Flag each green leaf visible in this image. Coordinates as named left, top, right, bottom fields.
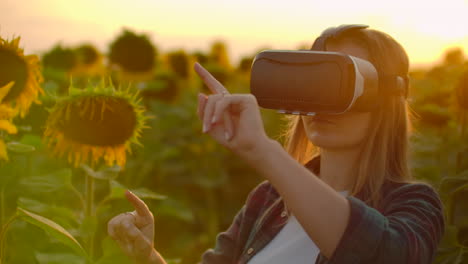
left=98, top=165, right=122, bottom=178
left=17, top=125, right=32, bottom=132
left=440, top=177, right=468, bottom=196
left=79, top=215, right=98, bottom=241
left=108, top=180, right=129, bottom=200
left=17, top=197, right=79, bottom=228
left=441, top=225, right=461, bottom=247
left=156, top=197, right=194, bottom=222
left=69, top=86, right=83, bottom=96
left=435, top=246, right=466, bottom=264
left=107, top=180, right=167, bottom=201
left=165, top=258, right=182, bottom=264
left=80, top=164, right=121, bottom=180
left=132, top=187, right=167, bottom=200
left=35, top=252, right=85, bottom=264
left=80, top=164, right=100, bottom=179
left=20, top=169, right=73, bottom=193
left=97, top=181, right=166, bottom=212
left=6, top=141, right=35, bottom=153
left=95, top=237, right=132, bottom=264
left=20, top=134, right=44, bottom=149
left=16, top=207, right=88, bottom=258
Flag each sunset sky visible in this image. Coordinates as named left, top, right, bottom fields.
left=1, top=0, right=467, bottom=68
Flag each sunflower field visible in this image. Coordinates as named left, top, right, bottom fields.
left=0, top=28, right=466, bottom=264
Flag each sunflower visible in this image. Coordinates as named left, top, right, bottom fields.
left=0, top=82, right=19, bottom=161
left=42, top=44, right=78, bottom=73
left=73, top=44, right=105, bottom=76
left=44, top=81, right=149, bottom=168
left=0, top=37, right=44, bottom=117
left=109, top=30, right=157, bottom=82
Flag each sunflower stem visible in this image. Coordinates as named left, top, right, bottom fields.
left=457, top=111, right=468, bottom=174
left=461, top=111, right=467, bottom=143
left=84, top=173, right=95, bottom=263
left=0, top=214, right=18, bottom=264
left=0, top=187, right=4, bottom=231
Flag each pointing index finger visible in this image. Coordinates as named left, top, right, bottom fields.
left=194, top=62, right=230, bottom=95
left=125, top=190, right=152, bottom=219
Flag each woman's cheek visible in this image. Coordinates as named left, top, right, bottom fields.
left=304, top=123, right=340, bottom=147
left=302, top=111, right=371, bottom=149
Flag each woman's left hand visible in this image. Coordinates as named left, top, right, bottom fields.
left=194, top=62, right=270, bottom=160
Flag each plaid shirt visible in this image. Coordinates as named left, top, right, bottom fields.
left=199, top=157, right=445, bottom=264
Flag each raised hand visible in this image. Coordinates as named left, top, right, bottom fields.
left=194, top=62, right=270, bottom=160
left=107, top=190, right=166, bottom=264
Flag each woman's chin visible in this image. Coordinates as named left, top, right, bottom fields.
left=307, top=133, right=361, bottom=150
left=307, top=133, right=339, bottom=148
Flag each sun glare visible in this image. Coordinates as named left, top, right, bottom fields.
left=2, top=0, right=467, bottom=67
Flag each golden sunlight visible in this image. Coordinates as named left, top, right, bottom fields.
left=2, top=0, right=467, bottom=67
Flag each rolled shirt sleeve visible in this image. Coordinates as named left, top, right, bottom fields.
left=317, top=183, right=445, bottom=264
left=199, top=180, right=271, bottom=264
left=199, top=204, right=246, bottom=264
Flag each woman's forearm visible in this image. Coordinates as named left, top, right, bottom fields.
left=244, top=138, right=351, bottom=258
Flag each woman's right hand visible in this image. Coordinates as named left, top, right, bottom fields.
left=194, top=62, right=270, bottom=162
left=107, top=190, right=166, bottom=264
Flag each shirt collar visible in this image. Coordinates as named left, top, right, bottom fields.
left=304, top=155, right=321, bottom=176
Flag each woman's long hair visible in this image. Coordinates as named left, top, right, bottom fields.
left=252, top=28, right=415, bottom=231
left=281, top=28, right=415, bottom=208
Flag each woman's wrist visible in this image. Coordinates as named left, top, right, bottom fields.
left=239, top=136, right=280, bottom=168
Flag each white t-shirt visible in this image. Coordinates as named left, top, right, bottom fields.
left=247, top=190, right=348, bottom=264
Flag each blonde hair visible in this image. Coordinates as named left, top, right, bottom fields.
left=280, top=28, right=415, bottom=208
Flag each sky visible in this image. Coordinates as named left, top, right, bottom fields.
left=1, top=0, right=468, bottom=68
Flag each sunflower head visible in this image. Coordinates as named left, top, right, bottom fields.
left=0, top=37, right=44, bottom=117
left=44, top=80, right=149, bottom=168
left=210, top=41, right=231, bottom=69
left=0, top=82, right=19, bottom=161
left=76, top=44, right=100, bottom=66
left=109, top=29, right=157, bottom=80
left=42, top=44, right=78, bottom=73
left=74, top=44, right=104, bottom=76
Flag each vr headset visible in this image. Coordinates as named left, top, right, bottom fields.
left=250, top=24, right=409, bottom=115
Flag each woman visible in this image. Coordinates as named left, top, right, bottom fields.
left=107, top=25, right=445, bottom=264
